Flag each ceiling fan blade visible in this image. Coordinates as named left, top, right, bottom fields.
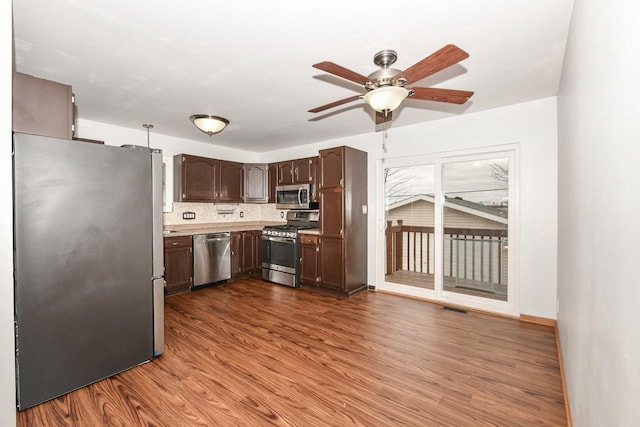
left=308, top=94, right=362, bottom=113
left=409, top=87, right=474, bottom=104
left=394, top=44, right=470, bottom=85
left=312, top=61, right=369, bottom=85
left=375, top=111, right=392, bottom=124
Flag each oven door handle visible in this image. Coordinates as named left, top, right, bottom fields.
left=262, top=236, right=296, bottom=244
left=298, top=186, right=303, bottom=206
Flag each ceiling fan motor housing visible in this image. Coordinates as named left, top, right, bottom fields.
left=366, top=49, right=407, bottom=91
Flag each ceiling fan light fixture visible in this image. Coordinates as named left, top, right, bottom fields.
left=190, top=114, right=229, bottom=136
left=363, top=86, right=409, bottom=113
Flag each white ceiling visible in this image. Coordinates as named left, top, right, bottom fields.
left=12, top=0, right=575, bottom=153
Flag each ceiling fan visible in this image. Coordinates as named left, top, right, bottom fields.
left=309, top=44, right=474, bottom=126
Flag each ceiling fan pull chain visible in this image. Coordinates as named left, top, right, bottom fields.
left=382, top=118, right=388, bottom=153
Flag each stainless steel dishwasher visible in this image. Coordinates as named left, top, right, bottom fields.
left=192, top=232, right=231, bottom=288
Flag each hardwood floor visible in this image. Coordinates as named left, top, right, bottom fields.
left=17, top=278, right=566, bottom=426
left=386, top=270, right=508, bottom=302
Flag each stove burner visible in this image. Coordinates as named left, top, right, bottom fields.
left=262, top=215, right=319, bottom=239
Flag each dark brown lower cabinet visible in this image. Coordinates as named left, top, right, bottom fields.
left=319, top=237, right=344, bottom=291
left=164, top=235, right=193, bottom=295
left=255, top=231, right=262, bottom=271
left=300, top=234, right=320, bottom=285
left=242, top=231, right=256, bottom=274
left=232, top=230, right=262, bottom=278
left=231, top=232, right=242, bottom=277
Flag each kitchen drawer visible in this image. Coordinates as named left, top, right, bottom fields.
left=164, top=235, right=192, bottom=249
left=300, top=234, right=319, bottom=245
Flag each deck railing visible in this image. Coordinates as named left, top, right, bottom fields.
left=385, top=220, right=508, bottom=293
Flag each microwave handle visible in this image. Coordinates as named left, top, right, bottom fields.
left=298, top=186, right=303, bottom=206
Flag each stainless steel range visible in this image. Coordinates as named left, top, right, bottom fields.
left=262, top=210, right=319, bottom=287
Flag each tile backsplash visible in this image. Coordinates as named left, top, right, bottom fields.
left=163, top=202, right=287, bottom=225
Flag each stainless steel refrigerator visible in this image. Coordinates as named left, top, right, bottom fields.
left=13, top=132, right=165, bottom=410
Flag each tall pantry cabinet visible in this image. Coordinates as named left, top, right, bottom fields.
left=317, top=146, right=368, bottom=296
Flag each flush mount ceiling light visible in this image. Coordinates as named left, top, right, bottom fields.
left=362, top=86, right=410, bottom=113
left=190, top=114, right=229, bottom=136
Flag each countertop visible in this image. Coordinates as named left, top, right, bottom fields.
left=298, top=229, right=320, bottom=235
left=163, top=221, right=285, bottom=237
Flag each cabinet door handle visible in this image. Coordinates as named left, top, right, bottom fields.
left=316, top=246, right=319, bottom=252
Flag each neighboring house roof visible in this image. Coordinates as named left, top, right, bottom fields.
left=386, top=194, right=508, bottom=224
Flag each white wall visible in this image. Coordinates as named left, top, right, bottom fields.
left=262, top=97, right=559, bottom=318
left=557, top=0, right=640, bottom=424
left=2, top=2, right=16, bottom=425
left=76, top=119, right=260, bottom=162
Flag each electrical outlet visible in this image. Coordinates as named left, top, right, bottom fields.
left=182, top=211, right=196, bottom=220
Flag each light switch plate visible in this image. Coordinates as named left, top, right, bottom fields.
left=362, top=205, right=368, bottom=215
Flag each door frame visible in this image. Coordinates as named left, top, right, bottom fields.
left=376, top=144, right=520, bottom=316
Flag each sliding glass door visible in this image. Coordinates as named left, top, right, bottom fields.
left=384, top=164, right=436, bottom=291
left=379, top=148, right=517, bottom=315
left=442, top=157, right=510, bottom=302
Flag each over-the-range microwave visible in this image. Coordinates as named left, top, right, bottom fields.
left=275, top=184, right=318, bottom=210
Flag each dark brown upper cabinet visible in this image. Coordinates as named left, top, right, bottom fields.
left=293, top=156, right=319, bottom=184
left=268, top=163, right=277, bottom=203
left=174, top=154, right=243, bottom=203
left=13, top=72, right=75, bottom=139
left=219, top=160, right=244, bottom=202
left=277, top=161, right=295, bottom=185
left=277, top=156, right=320, bottom=187
left=174, top=154, right=218, bottom=202
left=318, top=147, right=344, bottom=190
